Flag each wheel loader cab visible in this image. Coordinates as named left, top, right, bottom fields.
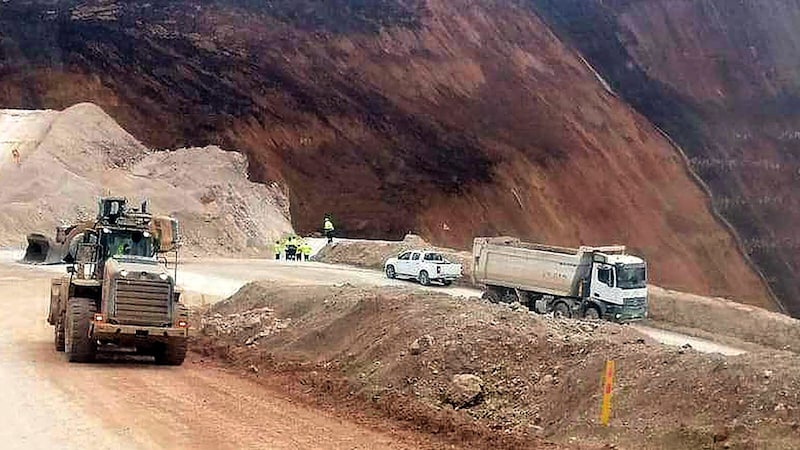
left=101, top=229, right=155, bottom=259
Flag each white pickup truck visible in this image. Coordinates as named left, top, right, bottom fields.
left=384, top=250, right=463, bottom=286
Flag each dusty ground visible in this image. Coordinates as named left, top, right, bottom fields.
left=2, top=247, right=795, bottom=449
left=0, top=261, right=475, bottom=450
left=196, top=282, right=800, bottom=450
left=315, top=238, right=800, bottom=354
left=0, top=104, right=293, bottom=255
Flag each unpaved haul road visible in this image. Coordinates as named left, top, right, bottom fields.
left=0, top=259, right=431, bottom=450
left=177, top=257, right=747, bottom=356
left=0, top=249, right=745, bottom=449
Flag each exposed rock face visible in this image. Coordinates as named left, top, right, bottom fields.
left=527, top=0, right=800, bottom=314
left=0, top=0, right=772, bottom=306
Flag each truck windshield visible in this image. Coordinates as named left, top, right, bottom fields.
left=616, top=264, right=646, bottom=289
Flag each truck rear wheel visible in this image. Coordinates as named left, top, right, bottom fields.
left=418, top=270, right=430, bottom=286
left=553, top=302, right=571, bottom=319
left=65, top=297, right=96, bottom=363
left=482, top=287, right=501, bottom=304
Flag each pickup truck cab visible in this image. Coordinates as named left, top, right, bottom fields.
left=384, top=250, right=462, bottom=286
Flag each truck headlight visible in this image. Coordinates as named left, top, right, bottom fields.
left=159, top=273, right=169, bottom=281
left=119, top=270, right=129, bottom=278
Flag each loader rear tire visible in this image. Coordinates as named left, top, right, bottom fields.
left=154, top=339, right=188, bottom=366
left=65, top=297, right=96, bottom=363
left=54, top=319, right=65, bottom=352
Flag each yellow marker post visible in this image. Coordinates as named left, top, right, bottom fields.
left=600, top=360, right=615, bottom=426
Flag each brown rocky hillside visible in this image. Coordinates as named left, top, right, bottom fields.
left=527, top=0, right=800, bottom=315
left=0, top=0, right=772, bottom=306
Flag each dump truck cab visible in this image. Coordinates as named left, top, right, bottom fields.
left=587, top=252, right=648, bottom=321
left=47, top=197, right=188, bottom=364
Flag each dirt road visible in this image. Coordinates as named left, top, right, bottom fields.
left=0, top=246, right=749, bottom=448
left=0, top=261, right=435, bottom=450
left=178, top=256, right=747, bottom=356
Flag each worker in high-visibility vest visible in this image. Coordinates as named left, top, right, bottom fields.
left=301, top=241, right=312, bottom=261
left=273, top=240, right=282, bottom=260
left=285, top=235, right=298, bottom=261
left=323, top=216, right=335, bottom=243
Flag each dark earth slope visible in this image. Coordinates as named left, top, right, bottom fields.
left=527, top=0, right=800, bottom=315
left=0, top=0, right=772, bottom=306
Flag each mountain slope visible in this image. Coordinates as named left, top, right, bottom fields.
left=0, top=0, right=771, bottom=305
left=527, top=0, right=800, bottom=315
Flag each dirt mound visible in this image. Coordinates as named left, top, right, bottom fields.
left=0, top=103, right=292, bottom=255
left=195, top=282, right=800, bottom=450
left=314, top=235, right=473, bottom=276
left=648, top=287, right=800, bottom=353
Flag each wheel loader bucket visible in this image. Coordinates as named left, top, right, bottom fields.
left=23, top=234, right=66, bottom=265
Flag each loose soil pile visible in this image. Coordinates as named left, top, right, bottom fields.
left=314, top=235, right=473, bottom=277
left=0, top=104, right=293, bottom=255
left=194, top=282, right=800, bottom=450
left=317, top=238, right=800, bottom=354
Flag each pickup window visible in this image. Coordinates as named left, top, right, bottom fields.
left=398, top=252, right=411, bottom=261
left=424, top=253, right=444, bottom=262
left=412, top=253, right=420, bottom=261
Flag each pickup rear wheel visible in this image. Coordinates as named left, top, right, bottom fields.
left=386, top=265, right=396, bottom=279
left=442, top=280, right=452, bottom=286
left=418, top=270, right=430, bottom=286
left=65, top=297, right=96, bottom=363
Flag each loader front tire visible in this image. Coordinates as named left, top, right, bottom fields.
left=54, top=318, right=65, bottom=352
left=66, top=297, right=96, bottom=363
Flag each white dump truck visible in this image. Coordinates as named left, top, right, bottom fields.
left=472, top=237, right=648, bottom=322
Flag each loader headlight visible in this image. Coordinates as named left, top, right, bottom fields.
left=119, top=270, right=129, bottom=277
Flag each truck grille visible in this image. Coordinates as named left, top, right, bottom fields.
left=624, top=297, right=647, bottom=308
left=113, top=278, right=171, bottom=326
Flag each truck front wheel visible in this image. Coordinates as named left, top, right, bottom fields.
left=65, top=297, right=96, bottom=363
left=584, top=306, right=601, bottom=320
left=386, top=265, right=396, bottom=279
